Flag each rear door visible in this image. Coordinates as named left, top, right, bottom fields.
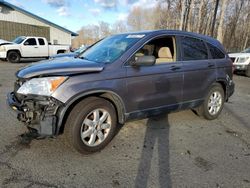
left=37, top=38, right=48, bottom=57
left=180, top=36, right=216, bottom=107
left=125, top=35, right=184, bottom=115
left=21, top=38, right=39, bottom=57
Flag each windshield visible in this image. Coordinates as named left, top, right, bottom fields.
left=12, top=36, right=26, bottom=44
left=75, top=46, right=87, bottom=54
left=79, top=34, right=144, bottom=63
left=242, top=48, right=250, bottom=53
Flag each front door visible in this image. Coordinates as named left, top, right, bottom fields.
left=125, top=36, right=183, bottom=117
left=21, top=38, right=39, bottom=57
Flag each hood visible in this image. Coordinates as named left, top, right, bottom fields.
left=235, top=53, right=250, bottom=58
left=228, top=52, right=250, bottom=58
left=50, top=52, right=77, bottom=59
left=16, top=58, right=104, bottom=79
left=0, top=39, right=13, bottom=45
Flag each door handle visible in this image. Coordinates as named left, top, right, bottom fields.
left=34, top=47, right=38, bottom=48
left=208, top=63, right=215, bottom=68
left=170, top=65, right=181, bottom=71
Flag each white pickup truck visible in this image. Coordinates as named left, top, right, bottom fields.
left=0, top=36, right=70, bottom=63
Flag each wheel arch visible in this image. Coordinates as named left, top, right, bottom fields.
left=56, top=90, right=126, bottom=135
left=7, top=49, right=21, bottom=57
left=215, top=80, right=226, bottom=94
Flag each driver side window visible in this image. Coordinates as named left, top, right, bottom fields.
left=129, top=36, right=177, bottom=66
left=24, top=38, right=37, bottom=46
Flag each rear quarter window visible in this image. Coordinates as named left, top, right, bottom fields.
left=207, top=43, right=225, bottom=59
left=181, top=37, right=208, bottom=61
left=38, top=38, right=45, bottom=45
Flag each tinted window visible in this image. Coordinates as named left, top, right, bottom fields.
left=181, top=37, right=208, bottom=61
left=38, top=38, right=45, bottom=45
left=24, top=38, right=37, bottom=45
left=207, top=43, right=225, bottom=59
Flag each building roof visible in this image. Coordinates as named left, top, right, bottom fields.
left=0, top=0, right=78, bottom=36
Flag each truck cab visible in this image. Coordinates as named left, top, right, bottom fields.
left=0, top=36, right=70, bottom=63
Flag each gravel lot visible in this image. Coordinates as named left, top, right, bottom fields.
left=0, top=60, right=250, bottom=188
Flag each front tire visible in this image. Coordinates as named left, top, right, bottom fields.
left=7, top=51, right=20, bottom=63
left=197, top=83, right=225, bottom=120
left=64, top=97, right=117, bottom=154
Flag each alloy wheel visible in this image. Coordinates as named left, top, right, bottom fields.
left=80, top=108, right=111, bottom=147
left=207, top=91, right=222, bottom=115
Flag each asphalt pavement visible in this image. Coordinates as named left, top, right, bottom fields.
left=0, top=60, right=250, bottom=188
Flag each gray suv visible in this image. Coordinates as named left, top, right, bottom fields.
left=7, top=30, right=234, bottom=154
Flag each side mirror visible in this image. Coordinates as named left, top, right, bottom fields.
left=24, top=42, right=29, bottom=45
left=133, top=55, right=155, bottom=66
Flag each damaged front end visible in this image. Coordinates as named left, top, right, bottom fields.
left=7, top=79, right=64, bottom=136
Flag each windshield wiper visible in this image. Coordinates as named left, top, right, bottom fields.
left=78, top=56, right=89, bottom=61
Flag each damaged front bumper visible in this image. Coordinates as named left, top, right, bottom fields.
left=7, top=92, right=63, bottom=136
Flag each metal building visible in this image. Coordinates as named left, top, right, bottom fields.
left=0, top=0, right=78, bottom=45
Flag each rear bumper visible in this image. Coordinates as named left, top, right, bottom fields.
left=6, top=92, right=62, bottom=136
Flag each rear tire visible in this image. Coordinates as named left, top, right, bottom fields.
left=64, top=97, right=117, bottom=154
left=197, top=83, right=225, bottom=120
left=7, top=51, right=20, bottom=63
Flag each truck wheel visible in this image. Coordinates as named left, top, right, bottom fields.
left=246, top=65, right=250, bottom=77
left=7, top=51, right=20, bottom=63
left=64, top=97, right=117, bottom=154
left=197, top=83, right=225, bottom=120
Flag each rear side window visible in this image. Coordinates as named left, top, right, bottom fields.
left=181, top=37, right=208, bottom=61
left=38, top=38, right=45, bottom=45
left=24, top=38, right=37, bottom=46
left=207, top=43, right=225, bottom=59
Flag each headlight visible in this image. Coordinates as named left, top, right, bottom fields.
left=237, top=57, right=249, bottom=63
left=17, top=77, right=67, bottom=96
left=0, top=46, right=6, bottom=52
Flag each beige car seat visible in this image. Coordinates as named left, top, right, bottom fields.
left=135, top=49, right=149, bottom=57
left=156, top=47, right=173, bottom=63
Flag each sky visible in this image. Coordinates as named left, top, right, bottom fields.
left=5, top=0, right=158, bottom=33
